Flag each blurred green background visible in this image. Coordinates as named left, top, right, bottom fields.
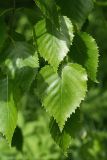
left=0, top=0, right=107, bottom=160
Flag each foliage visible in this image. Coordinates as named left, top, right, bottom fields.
left=1, top=0, right=107, bottom=159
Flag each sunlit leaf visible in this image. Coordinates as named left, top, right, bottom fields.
left=0, top=77, right=17, bottom=145
left=37, top=63, right=87, bottom=131
left=35, top=16, right=74, bottom=70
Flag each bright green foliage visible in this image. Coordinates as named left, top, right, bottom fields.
left=0, top=77, right=17, bottom=145
left=35, top=16, right=74, bottom=71
left=0, top=41, right=39, bottom=144
left=0, top=109, right=64, bottom=160
left=56, top=0, right=93, bottom=29
left=37, top=64, right=87, bottom=131
left=70, top=32, right=99, bottom=82
left=0, top=0, right=100, bottom=154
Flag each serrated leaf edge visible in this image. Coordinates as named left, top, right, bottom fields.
left=80, top=32, right=99, bottom=82
left=35, top=16, right=74, bottom=71
left=39, top=64, right=88, bottom=132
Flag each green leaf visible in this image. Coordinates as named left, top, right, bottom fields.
left=49, top=108, right=81, bottom=152
left=14, top=68, right=38, bottom=97
left=56, top=0, right=93, bottom=29
left=70, top=32, right=99, bottom=82
left=4, top=42, right=39, bottom=73
left=35, top=0, right=59, bottom=26
left=35, top=16, right=74, bottom=71
left=37, top=63, right=87, bottom=131
left=0, top=77, right=17, bottom=145
left=4, top=41, right=39, bottom=76
left=3, top=42, right=39, bottom=98
left=64, top=108, right=81, bottom=137
left=49, top=118, right=71, bottom=152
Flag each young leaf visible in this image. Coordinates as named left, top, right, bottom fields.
left=37, top=63, right=87, bottom=131
left=56, top=0, right=93, bottom=29
left=0, top=77, right=17, bottom=145
left=70, top=32, right=99, bottom=82
left=35, top=16, right=74, bottom=71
